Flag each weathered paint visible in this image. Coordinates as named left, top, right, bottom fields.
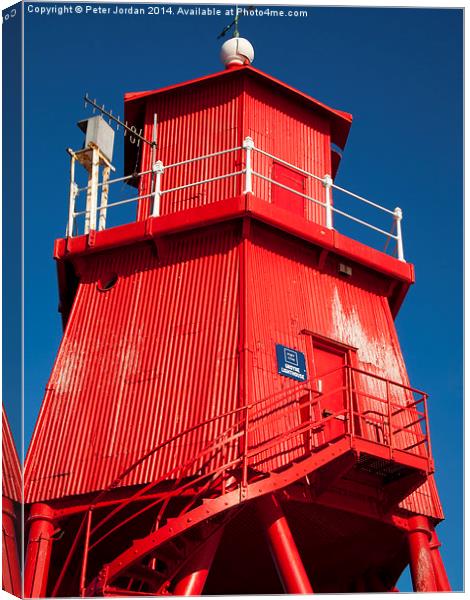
left=26, top=224, right=240, bottom=502
left=246, top=223, right=434, bottom=480
left=407, top=515, right=439, bottom=592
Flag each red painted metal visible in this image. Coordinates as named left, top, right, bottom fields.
left=136, top=74, right=244, bottom=219
left=173, top=528, right=224, bottom=596
left=2, top=409, right=21, bottom=502
left=2, top=497, right=21, bottom=597
left=2, top=408, right=21, bottom=597
left=24, top=57, right=449, bottom=596
left=126, top=66, right=341, bottom=224
left=26, top=224, right=240, bottom=502
left=429, top=525, right=451, bottom=591
left=24, top=503, right=56, bottom=598
left=124, top=65, right=351, bottom=181
left=124, top=66, right=353, bottom=139
left=243, top=75, right=330, bottom=225
left=257, top=494, right=313, bottom=594
left=407, top=515, right=438, bottom=592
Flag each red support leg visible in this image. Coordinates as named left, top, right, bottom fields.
left=2, top=497, right=21, bottom=596
left=257, top=494, right=313, bottom=594
left=24, top=503, right=56, bottom=598
left=407, top=515, right=438, bottom=592
left=173, top=528, right=224, bottom=596
left=429, top=527, right=451, bottom=591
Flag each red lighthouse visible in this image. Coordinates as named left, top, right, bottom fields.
left=24, top=37, right=450, bottom=596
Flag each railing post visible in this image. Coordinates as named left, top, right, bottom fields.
left=79, top=508, right=93, bottom=597
left=322, top=174, right=334, bottom=229
left=98, top=165, right=111, bottom=232
left=88, top=146, right=100, bottom=233
left=242, top=136, right=254, bottom=195
left=67, top=183, right=78, bottom=238
left=152, top=160, right=164, bottom=217
left=67, top=154, right=78, bottom=237
left=394, top=206, right=405, bottom=262
left=346, top=366, right=355, bottom=437
left=386, top=380, right=393, bottom=455
left=242, top=404, right=250, bottom=488
left=423, top=393, right=433, bottom=470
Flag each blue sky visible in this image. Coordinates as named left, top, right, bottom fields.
left=16, top=2, right=464, bottom=591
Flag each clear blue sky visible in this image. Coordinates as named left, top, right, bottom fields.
left=17, top=3, right=463, bottom=591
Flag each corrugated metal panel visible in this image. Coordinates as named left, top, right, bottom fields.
left=135, top=72, right=333, bottom=228
left=399, top=476, right=444, bottom=520
left=25, top=224, right=240, bottom=502
left=247, top=223, right=442, bottom=518
left=124, top=66, right=352, bottom=179
left=137, top=76, right=244, bottom=219
left=2, top=408, right=21, bottom=502
left=27, top=67, right=443, bottom=523
left=243, top=77, right=331, bottom=226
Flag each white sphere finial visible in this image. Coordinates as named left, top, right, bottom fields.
left=220, top=37, right=254, bottom=68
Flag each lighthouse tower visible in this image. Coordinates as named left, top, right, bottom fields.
left=24, top=39, right=450, bottom=596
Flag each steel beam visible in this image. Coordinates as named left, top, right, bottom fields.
left=173, top=528, right=224, bottom=595
left=24, top=503, right=56, bottom=598
left=2, top=497, right=21, bottom=596
left=257, top=494, right=313, bottom=594
left=429, top=527, right=451, bottom=591
left=407, top=515, right=438, bottom=592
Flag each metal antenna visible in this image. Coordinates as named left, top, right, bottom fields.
left=83, top=93, right=156, bottom=149
left=217, top=5, right=255, bottom=39
left=234, top=5, right=240, bottom=37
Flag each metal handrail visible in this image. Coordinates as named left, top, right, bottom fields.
left=90, top=365, right=428, bottom=528
left=66, top=136, right=405, bottom=260
left=55, top=364, right=430, bottom=594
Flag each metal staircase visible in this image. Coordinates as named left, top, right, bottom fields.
left=47, top=369, right=432, bottom=596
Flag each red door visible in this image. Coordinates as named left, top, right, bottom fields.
left=272, top=162, right=306, bottom=216
left=312, top=342, right=348, bottom=443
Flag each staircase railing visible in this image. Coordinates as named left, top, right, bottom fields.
left=53, top=367, right=431, bottom=596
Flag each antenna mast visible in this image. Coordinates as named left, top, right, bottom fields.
left=217, top=5, right=255, bottom=39
left=84, top=93, right=156, bottom=149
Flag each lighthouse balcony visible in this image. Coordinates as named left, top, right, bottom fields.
left=69, top=365, right=432, bottom=595
left=65, top=137, right=405, bottom=263
left=70, top=365, right=432, bottom=528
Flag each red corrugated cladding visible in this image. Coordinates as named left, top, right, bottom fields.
left=25, top=224, right=240, bottom=502
left=2, top=408, right=21, bottom=502
left=25, top=64, right=442, bottom=524
left=137, top=75, right=244, bottom=219
left=128, top=66, right=343, bottom=224
left=243, top=76, right=330, bottom=224
left=244, top=223, right=442, bottom=518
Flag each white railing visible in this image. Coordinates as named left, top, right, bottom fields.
left=67, top=137, right=405, bottom=261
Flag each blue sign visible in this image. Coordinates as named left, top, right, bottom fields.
left=275, top=344, right=307, bottom=382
